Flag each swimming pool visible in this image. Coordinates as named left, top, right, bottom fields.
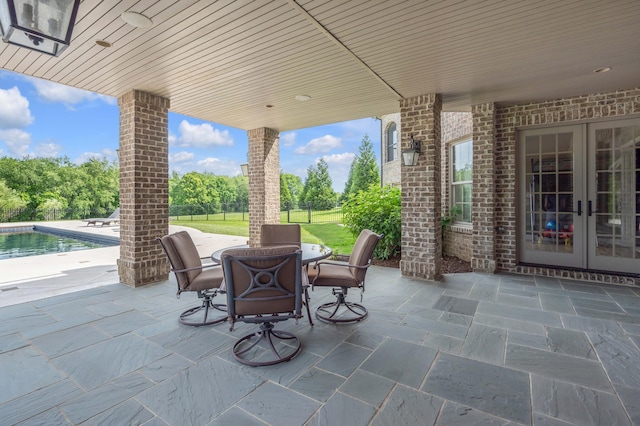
left=0, top=228, right=115, bottom=260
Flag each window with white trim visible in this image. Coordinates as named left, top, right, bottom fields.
left=386, top=123, right=397, bottom=162
left=451, top=139, right=473, bottom=223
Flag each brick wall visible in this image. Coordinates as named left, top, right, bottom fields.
left=117, top=90, right=170, bottom=286
left=443, top=225, right=472, bottom=262
left=248, top=127, right=280, bottom=245
left=495, top=87, right=640, bottom=284
left=400, top=94, right=442, bottom=280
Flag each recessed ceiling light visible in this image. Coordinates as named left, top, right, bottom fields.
left=593, top=67, right=612, bottom=73
left=121, top=11, right=153, bottom=29
left=95, top=40, right=112, bottom=48
left=295, top=94, right=312, bottom=101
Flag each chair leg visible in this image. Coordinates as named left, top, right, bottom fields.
left=233, top=322, right=301, bottom=366
left=304, top=287, right=314, bottom=326
left=179, top=291, right=226, bottom=327
left=316, top=287, right=368, bottom=324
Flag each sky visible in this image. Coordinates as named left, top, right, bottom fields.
left=0, top=69, right=382, bottom=192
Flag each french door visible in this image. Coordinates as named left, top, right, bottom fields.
left=519, top=119, right=640, bottom=275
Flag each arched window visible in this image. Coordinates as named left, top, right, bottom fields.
left=386, top=123, right=397, bottom=162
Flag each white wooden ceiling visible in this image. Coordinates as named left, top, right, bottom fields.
left=1, top=0, right=639, bottom=131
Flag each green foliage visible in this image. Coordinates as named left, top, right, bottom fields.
left=0, top=180, right=27, bottom=220
left=0, top=156, right=118, bottom=218
left=280, top=173, right=303, bottom=208
left=280, top=173, right=292, bottom=209
left=300, top=159, right=336, bottom=210
left=442, top=205, right=461, bottom=230
left=343, top=185, right=401, bottom=259
left=342, top=134, right=380, bottom=202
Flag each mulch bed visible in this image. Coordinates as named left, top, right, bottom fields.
left=372, top=254, right=472, bottom=274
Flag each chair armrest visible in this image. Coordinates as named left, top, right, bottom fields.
left=310, top=260, right=372, bottom=279
left=171, top=262, right=220, bottom=274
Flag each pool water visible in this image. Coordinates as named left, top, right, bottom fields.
left=0, top=231, right=104, bottom=260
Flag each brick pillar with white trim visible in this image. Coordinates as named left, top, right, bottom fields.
left=471, top=103, right=497, bottom=273
left=117, top=90, right=170, bottom=286
left=247, top=127, right=280, bottom=246
left=400, top=94, right=442, bottom=280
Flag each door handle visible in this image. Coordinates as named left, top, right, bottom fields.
left=576, top=200, right=582, bottom=216
left=588, top=200, right=593, bottom=217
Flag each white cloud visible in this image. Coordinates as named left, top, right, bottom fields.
left=73, top=148, right=116, bottom=163
left=0, top=87, right=34, bottom=129
left=169, top=151, right=195, bottom=163
left=321, top=152, right=355, bottom=166
left=168, top=132, right=177, bottom=146
left=0, top=128, right=31, bottom=157
left=169, top=156, right=242, bottom=177
left=174, top=120, right=233, bottom=148
left=294, top=135, right=341, bottom=154
left=34, top=142, right=62, bottom=157
left=31, top=78, right=114, bottom=106
left=281, top=131, right=296, bottom=146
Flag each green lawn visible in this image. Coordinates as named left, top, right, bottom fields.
left=171, top=220, right=357, bottom=255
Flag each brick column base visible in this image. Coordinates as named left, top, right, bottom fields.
left=471, top=103, right=497, bottom=274
left=400, top=94, right=442, bottom=281
left=248, top=127, right=280, bottom=246
left=117, top=90, right=170, bottom=287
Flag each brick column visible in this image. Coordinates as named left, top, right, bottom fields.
left=400, top=94, right=442, bottom=280
left=117, top=90, right=170, bottom=286
left=247, top=127, right=280, bottom=246
left=471, top=103, right=497, bottom=273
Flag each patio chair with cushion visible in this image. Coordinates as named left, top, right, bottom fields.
left=157, top=231, right=226, bottom=326
left=260, top=223, right=301, bottom=247
left=221, top=245, right=303, bottom=366
left=260, top=223, right=314, bottom=326
left=307, top=229, right=382, bottom=324
left=82, top=207, right=120, bottom=227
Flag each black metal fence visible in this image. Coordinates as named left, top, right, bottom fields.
left=1, top=202, right=344, bottom=224
left=170, top=201, right=343, bottom=224
left=0, top=207, right=116, bottom=223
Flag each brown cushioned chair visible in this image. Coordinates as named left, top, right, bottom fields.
left=307, top=229, right=382, bottom=324
left=221, top=245, right=303, bottom=366
left=157, top=231, right=226, bottom=326
left=260, top=223, right=301, bottom=247
left=260, top=223, right=314, bottom=326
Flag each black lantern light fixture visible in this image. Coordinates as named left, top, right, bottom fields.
left=0, top=0, right=80, bottom=56
left=402, top=134, right=421, bottom=166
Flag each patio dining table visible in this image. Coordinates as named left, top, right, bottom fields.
left=211, top=242, right=332, bottom=265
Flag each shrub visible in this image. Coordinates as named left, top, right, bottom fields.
left=343, top=185, right=401, bottom=259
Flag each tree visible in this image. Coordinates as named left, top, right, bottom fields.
left=0, top=180, right=27, bottom=221
left=281, top=173, right=303, bottom=209
left=342, top=134, right=380, bottom=201
left=300, top=159, right=336, bottom=210
left=280, top=173, right=292, bottom=210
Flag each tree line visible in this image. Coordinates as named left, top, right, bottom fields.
left=0, top=134, right=380, bottom=220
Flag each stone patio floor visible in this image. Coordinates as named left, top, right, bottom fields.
left=1, top=266, right=640, bottom=425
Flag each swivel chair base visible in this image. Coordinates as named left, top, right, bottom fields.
left=233, top=322, right=301, bottom=366
left=315, top=288, right=368, bottom=324
left=180, top=291, right=227, bottom=326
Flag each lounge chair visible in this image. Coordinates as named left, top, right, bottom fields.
left=82, top=208, right=120, bottom=227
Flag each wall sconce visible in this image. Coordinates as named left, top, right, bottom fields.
left=240, top=163, right=248, bottom=177
left=0, top=0, right=80, bottom=56
left=402, top=135, right=421, bottom=166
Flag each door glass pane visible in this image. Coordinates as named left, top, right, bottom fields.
left=525, top=132, right=574, bottom=254
left=594, top=127, right=639, bottom=260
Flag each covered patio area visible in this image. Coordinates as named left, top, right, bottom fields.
left=2, top=267, right=639, bottom=425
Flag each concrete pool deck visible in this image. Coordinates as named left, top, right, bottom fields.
left=0, top=221, right=246, bottom=307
